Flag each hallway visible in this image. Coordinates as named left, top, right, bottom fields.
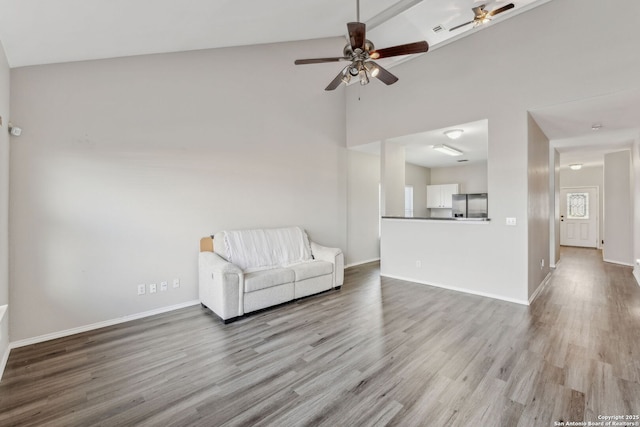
left=528, top=246, right=640, bottom=423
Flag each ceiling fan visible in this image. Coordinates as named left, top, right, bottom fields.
left=449, top=3, right=515, bottom=32
left=294, top=0, right=429, bottom=91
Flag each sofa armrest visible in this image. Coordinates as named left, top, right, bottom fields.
left=310, top=241, right=344, bottom=288
left=198, top=252, right=244, bottom=321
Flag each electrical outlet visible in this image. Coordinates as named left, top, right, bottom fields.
left=506, top=217, right=517, bottom=226
left=160, top=281, right=168, bottom=291
left=149, top=283, right=157, bottom=293
left=173, top=278, right=180, bottom=288
left=137, top=284, right=146, bottom=295
left=540, top=259, right=545, bottom=269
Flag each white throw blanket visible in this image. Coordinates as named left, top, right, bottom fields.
left=222, top=226, right=312, bottom=272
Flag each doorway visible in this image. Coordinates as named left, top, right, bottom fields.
left=560, top=186, right=598, bottom=248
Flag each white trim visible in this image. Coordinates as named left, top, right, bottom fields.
left=10, top=300, right=200, bottom=350
left=602, top=258, right=634, bottom=267
left=381, top=273, right=529, bottom=306
left=0, top=304, right=9, bottom=382
left=0, top=345, right=9, bottom=382
left=634, top=268, right=640, bottom=286
left=346, top=258, right=380, bottom=268
left=529, top=271, right=553, bottom=305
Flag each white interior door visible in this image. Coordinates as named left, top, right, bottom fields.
left=560, top=187, right=598, bottom=248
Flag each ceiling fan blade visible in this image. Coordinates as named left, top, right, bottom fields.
left=347, top=22, right=366, bottom=51
left=488, top=3, right=515, bottom=17
left=294, top=57, right=347, bottom=65
left=325, top=67, right=348, bottom=91
left=449, top=20, right=474, bottom=31
left=369, top=40, right=428, bottom=59
left=371, top=63, right=398, bottom=86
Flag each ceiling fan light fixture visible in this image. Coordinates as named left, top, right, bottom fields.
left=569, top=164, right=583, bottom=170
left=365, top=62, right=379, bottom=77
left=444, top=129, right=464, bottom=140
left=433, top=144, right=463, bottom=156
left=359, top=69, right=370, bottom=85
left=293, top=0, right=429, bottom=91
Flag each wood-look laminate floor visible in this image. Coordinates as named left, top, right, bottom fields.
left=1, top=247, right=639, bottom=426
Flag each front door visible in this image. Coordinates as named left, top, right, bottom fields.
left=560, top=187, right=598, bottom=248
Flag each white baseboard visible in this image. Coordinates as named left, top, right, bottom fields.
left=346, top=258, right=380, bottom=268
left=529, top=271, right=553, bottom=305
left=603, top=258, right=634, bottom=267
left=10, top=300, right=200, bottom=350
left=381, top=273, right=529, bottom=306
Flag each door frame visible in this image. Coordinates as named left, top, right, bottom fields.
left=559, top=185, right=600, bottom=249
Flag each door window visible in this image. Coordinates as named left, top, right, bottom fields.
left=567, top=192, right=589, bottom=219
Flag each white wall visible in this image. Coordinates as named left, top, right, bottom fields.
left=527, top=115, right=550, bottom=298
left=347, top=150, right=380, bottom=266
left=634, top=140, right=640, bottom=284
left=405, top=163, right=430, bottom=217
left=603, top=150, right=633, bottom=265
left=346, top=0, right=640, bottom=303
left=0, top=40, right=10, bottom=377
left=381, top=141, right=405, bottom=217
left=430, top=161, right=487, bottom=194
left=559, top=165, right=604, bottom=247
left=9, top=38, right=348, bottom=342
left=381, top=219, right=526, bottom=304
left=550, top=149, right=560, bottom=267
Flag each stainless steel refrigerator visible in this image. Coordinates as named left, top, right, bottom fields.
left=452, top=193, right=488, bottom=218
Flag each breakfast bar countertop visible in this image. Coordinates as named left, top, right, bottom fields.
left=382, top=216, right=491, bottom=222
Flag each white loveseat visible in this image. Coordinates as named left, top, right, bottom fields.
left=199, top=226, right=344, bottom=323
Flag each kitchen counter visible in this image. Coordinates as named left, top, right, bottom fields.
left=382, top=216, right=490, bottom=222
left=379, top=218, right=527, bottom=305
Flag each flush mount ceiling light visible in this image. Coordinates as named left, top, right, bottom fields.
left=569, top=164, right=583, bottom=170
left=444, top=129, right=464, bottom=140
left=433, top=144, right=463, bottom=156
left=591, top=123, right=603, bottom=131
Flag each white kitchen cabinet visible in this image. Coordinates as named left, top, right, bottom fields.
left=426, top=184, right=459, bottom=208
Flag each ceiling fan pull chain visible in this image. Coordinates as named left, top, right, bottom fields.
left=356, top=0, right=360, bottom=22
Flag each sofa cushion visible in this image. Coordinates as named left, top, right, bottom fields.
left=289, top=260, right=333, bottom=281
left=244, top=268, right=295, bottom=293
left=217, top=226, right=312, bottom=272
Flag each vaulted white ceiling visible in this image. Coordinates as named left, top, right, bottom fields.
left=0, top=0, right=548, bottom=68
left=0, top=0, right=637, bottom=169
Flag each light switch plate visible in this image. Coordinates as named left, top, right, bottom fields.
left=506, top=217, right=517, bottom=226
